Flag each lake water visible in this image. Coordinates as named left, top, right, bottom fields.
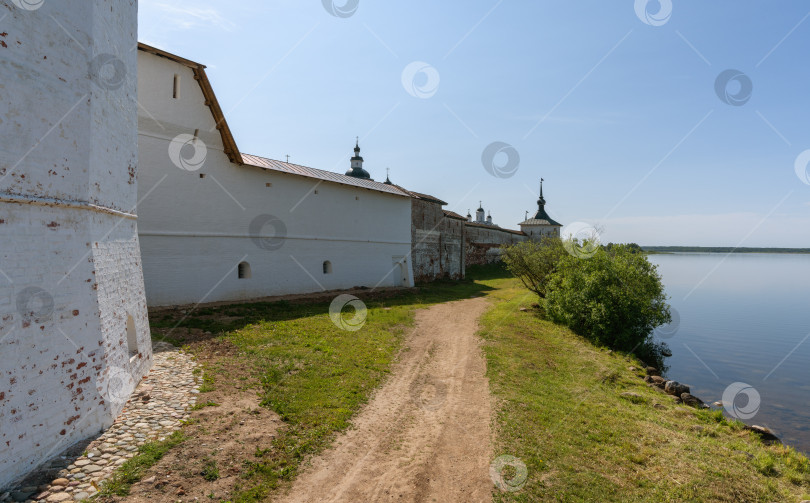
left=648, top=253, right=810, bottom=454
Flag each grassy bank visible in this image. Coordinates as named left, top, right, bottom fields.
left=478, top=272, right=810, bottom=502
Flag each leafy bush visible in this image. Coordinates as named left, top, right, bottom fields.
left=543, top=244, right=671, bottom=352
left=502, top=238, right=567, bottom=299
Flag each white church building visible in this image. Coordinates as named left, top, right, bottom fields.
left=136, top=44, right=414, bottom=306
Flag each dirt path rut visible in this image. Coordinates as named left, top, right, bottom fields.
left=278, top=297, right=493, bottom=503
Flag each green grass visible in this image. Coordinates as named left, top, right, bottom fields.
left=197, top=368, right=216, bottom=393
left=97, top=431, right=187, bottom=497
left=148, top=264, right=505, bottom=502
left=201, top=458, right=220, bottom=481
left=189, top=400, right=220, bottom=411
left=478, top=275, right=810, bottom=502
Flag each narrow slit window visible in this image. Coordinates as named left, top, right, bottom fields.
left=238, top=262, right=251, bottom=279
left=323, top=261, right=332, bottom=274
left=173, top=74, right=180, bottom=99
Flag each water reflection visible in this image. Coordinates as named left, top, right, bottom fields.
left=649, top=253, right=810, bottom=454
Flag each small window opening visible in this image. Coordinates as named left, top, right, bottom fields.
left=323, top=261, right=332, bottom=274
left=199, top=173, right=206, bottom=179
left=355, top=196, right=359, bottom=200
left=238, top=262, right=251, bottom=279
left=173, top=74, right=180, bottom=99
left=314, top=190, right=319, bottom=195
left=126, top=314, right=138, bottom=360
left=266, top=182, right=272, bottom=187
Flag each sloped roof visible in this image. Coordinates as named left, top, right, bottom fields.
left=519, top=198, right=562, bottom=226
left=466, top=221, right=526, bottom=236
left=387, top=184, right=448, bottom=205
left=137, top=43, right=243, bottom=165
left=519, top=217, right=562, bottom=226
left=442, top=209, right=466, bottom=220
left=406, top=190, right=448, bottom=206
left=519, top=206, right=562, bottom=227
left=241, top=154, right=410, bottom=197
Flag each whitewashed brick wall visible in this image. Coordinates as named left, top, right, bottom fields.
left=0, top=0, right=150, bottom=489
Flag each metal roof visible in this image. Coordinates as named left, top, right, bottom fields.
left=466, top=221, right=526, bottom=235
left=385, top=184, right=448, bottom=205
left=520, top=206, right=562, bottom=227
left=519, top=218, right=562, bottom=226
left=406, top=190, right=448, bottom=206
left=241, top=153, right=411, bottom=197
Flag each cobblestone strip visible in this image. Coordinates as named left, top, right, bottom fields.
left=0, top=342, right=200, bottom=503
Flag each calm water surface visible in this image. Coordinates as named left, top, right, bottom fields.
left=649, top=253, right=810, bottom=454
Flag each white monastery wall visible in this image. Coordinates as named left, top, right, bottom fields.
left=0, top=0, right=150, bottom=489
left=137, top=51, right=413, bottom=306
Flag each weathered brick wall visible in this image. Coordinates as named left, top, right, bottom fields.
left=411, top=200, right=464, bottom=282
left=464, top=224, right=527, bottom=266
left=0, top=0, right=149, bottom=489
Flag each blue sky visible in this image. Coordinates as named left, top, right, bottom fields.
left=139, top=1, right=810, bottom=247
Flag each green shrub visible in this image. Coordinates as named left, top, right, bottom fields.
left=543, top=244, right=671, bottom=352
left=502, top=238, right=567, bottom=299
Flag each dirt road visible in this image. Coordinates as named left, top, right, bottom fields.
left=278, top=297, right=494, bottom=503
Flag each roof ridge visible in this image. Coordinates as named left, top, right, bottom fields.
left=240, top=153, right=410, bottom=197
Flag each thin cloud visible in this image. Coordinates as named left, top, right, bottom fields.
left=153, top=3, right=236, bottom=31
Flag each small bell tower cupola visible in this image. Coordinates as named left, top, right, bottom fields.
left=476, top=202, right=485, bottom=223
left=345, top=137, right=371, bottom=180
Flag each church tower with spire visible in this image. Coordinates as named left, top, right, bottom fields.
left=345, top=138, right=371, bottom=180
left=519, top=178, right=562, bottom=241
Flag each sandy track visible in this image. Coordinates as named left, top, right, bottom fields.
left=278, top=297, right=493, bottom=503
